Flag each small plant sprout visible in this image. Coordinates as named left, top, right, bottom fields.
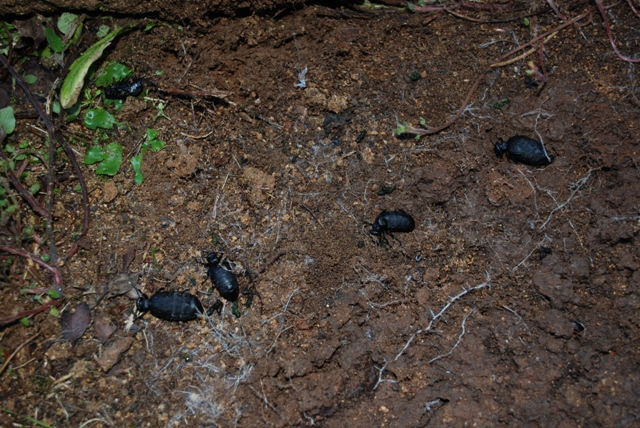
left=131, top=128, right=166, bottom=185
left=395, top=120, right=429, bottom=139
left=525, top=61, right=546, bottom=82
left=0, top=23, right=19, bottom=55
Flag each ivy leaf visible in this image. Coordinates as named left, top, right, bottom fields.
left=95, top=62, right=132, bottom=87
left=95, top=143, right=123, bottom=176
left=84, top=143, right=123, bottom=176
left=84, top=146, right=107, bottom=164
left=84, top=108, right=116, bottom=130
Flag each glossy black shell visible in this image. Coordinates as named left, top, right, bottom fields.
left=136, top=291, right=204, bottom=321
left=104, top=78, right=144, bottom=100
left=494, top=136, right=554, bottom=167
left=205, top=253, right=240, bottom=302
left=370, top=210, right=415, bottom=236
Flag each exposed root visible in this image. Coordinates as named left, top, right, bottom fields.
left=374, top=273, right=491, bottom=389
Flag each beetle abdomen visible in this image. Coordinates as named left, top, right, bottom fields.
left=145, top=291, right=204, bottom=321
left=205, top=253, right=240, bottom=302
left=105, top=78, right=144, bottom=100
left=495, top=136, right=554, bottom=167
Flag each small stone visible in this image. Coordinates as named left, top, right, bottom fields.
left=103, top=181, right=118, bottom=203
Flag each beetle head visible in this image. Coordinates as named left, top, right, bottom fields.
left=494, top=139, right=508, bottom=157
left=205, top=252, right=220, bottom=266
left=135, top=295, right=150, bottom=317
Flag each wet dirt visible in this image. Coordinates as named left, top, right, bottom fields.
left=1, top=1, right=639, bottom=427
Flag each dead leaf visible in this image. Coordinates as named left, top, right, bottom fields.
left=96, top=337, right=134, bottom=372
left=60, top=302, right=91, bottom=343
left=122, top=245, right=136, bottom=272
left=93, top=317, right=116, bottom=343
left=107, top=272, right=140, bottom=297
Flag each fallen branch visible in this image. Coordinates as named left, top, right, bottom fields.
left=0, top=298, right=57, bottom=328
left=0, top=245, right=63, bottom=288
left=156, top=86, right=232, bottom=99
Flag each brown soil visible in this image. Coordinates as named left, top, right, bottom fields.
left=1, top=1, right=640, bottom=427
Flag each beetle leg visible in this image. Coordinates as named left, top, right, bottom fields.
left=389, top=231, right=404, bottom=246
left=242, top=288, right=254, bottom=308
left=232, top=301, right=241, bottom=318
left=207, top=299, right=224, bottom=316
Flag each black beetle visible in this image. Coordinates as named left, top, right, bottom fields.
left=370, top=210, right=415, bottom=242
left=494, top=135, right=554, bottom=167
left=205, top=253, right=240, bottom=302
left=105, top=78, right=144, bottom=100
left=136, top=291, right=204, bottom=321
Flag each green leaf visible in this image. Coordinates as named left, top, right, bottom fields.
left=84, top=146, right=106, bottom=164
left=103, top=97, right=124, bottom=112
left=60, top=25, right=129, bottom=109
left=44, top=27, right=64, bottom=53
left=48, top=289, right=60, bottom=298
left=143, top=128, right=166, bottom=153
left=57, top=13, right=78, bottom=35
left=49, top=307, right=59, bottom=317
left=20, top=317, right=30, bottom=327
left=84, top=108, right=116, bottom=130
left=96, top=25, right=110, bottom=38
left=96, top=62, right=132, bottom=87
left=131, top=153, right=144, bottom=184
left=0, top=107, right=16, bottom=134
left=149, top=139, right=165, bottom=152
left=65, top=102, right=80, bottom=122
left=24, top=74, right=37, bottom=84
left=95, top=143, right=123, bottom=176
left=29, top=183, right=40, bottom=195
left=66, top=21, right=83, bottom=50
left=146, top=128, right=159, bottom=141
left=0, top=23, right=18, bottom=55
left=394, top=121, right=410, bottom=136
